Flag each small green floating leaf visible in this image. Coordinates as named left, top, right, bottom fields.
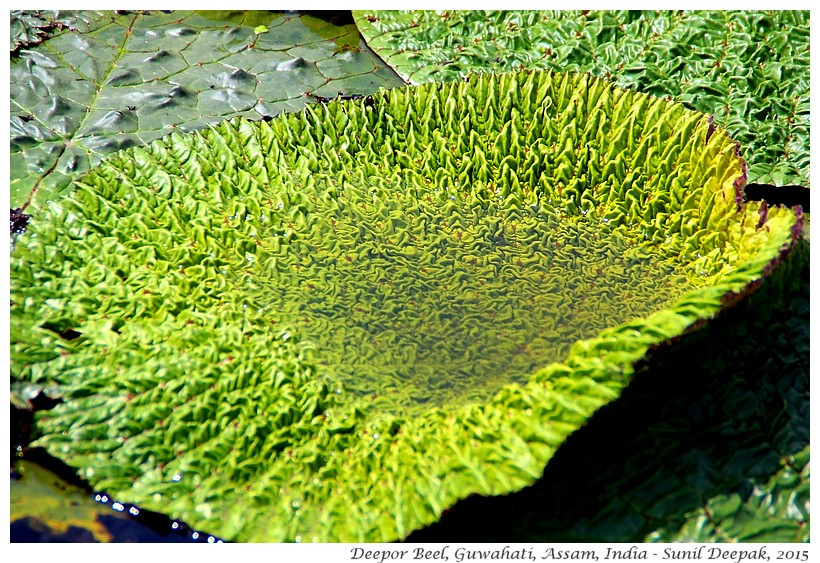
left=10, top=461, right=112, bottom=542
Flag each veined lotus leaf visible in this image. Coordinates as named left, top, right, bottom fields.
left=10, top=70, right=801, bottom=542
left=11, top=11, right=54, bottom=52
left=353, top=10, right=810, bottom=188
left=10, top=10, right=404, bottom=211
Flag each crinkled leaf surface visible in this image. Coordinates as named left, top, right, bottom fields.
left=10, top=10, right=404, bottom=211
left=656, top=446, right=810, bottom=542
left=11, top=11, right=53, bottom=52
left=10, top=70, right=801, bottom=541
left=15, top=264, right=806, bottom=523
left=406, top=239, right=810, bottom=542
left=10, top=10, right=111, bottom=53
left=354, top=10, right=810, bottom=188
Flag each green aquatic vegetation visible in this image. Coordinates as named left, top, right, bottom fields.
left=10, top=70, right=801, bottom=541
left=9, top=10, right=403, bottom=211
left=219, top=177, right=698, bottom=415
left=653, top=445, right=810, bottom=542
left=354, top=10, right=810, bottom=188
left=10, top=11, right=119, bottom=53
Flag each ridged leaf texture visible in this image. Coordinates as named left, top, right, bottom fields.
left=655, top=446, right=810, bottom=542
left=10, top=10, right=112, bottom=53
left=10, top=10, right=404, bottom=211
left=354, top=10, right=809, bottom=188
left=11, top=70, right=800, bottom=541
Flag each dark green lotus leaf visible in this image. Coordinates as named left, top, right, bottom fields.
left=10, top=11, right=58, bottom=52
left=354, top=10, right=810, bottom=188
left=10, top=11, right=52, bottom=52
left=11, top=70, right=801, bottom=541
left=10, top=10, right=404, bottom=211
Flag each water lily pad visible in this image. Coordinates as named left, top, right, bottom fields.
left=354, top=10, right=810, bottom=188
left=11, top=70, right=801, bottom=541
left=10, top=458, right=218, bottom=542
left=10, top=10, right=404, bottom=211
left=11, top=460, right=112, bottom=542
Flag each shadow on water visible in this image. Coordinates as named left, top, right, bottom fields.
left=406, top=238, right=809, bottom=542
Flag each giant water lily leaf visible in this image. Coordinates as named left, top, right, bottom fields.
left=11, top=70, right=801, bottom=541
left=13, top=240, right=809, bottom=544
left=354, top=10, right=810, bottom=188
left=9, top=10, right=404, bottom=211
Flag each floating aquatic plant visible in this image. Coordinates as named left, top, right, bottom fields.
left=10, top=69, right=801, bottom=541
left=354, top=10, right=810, bottom=188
